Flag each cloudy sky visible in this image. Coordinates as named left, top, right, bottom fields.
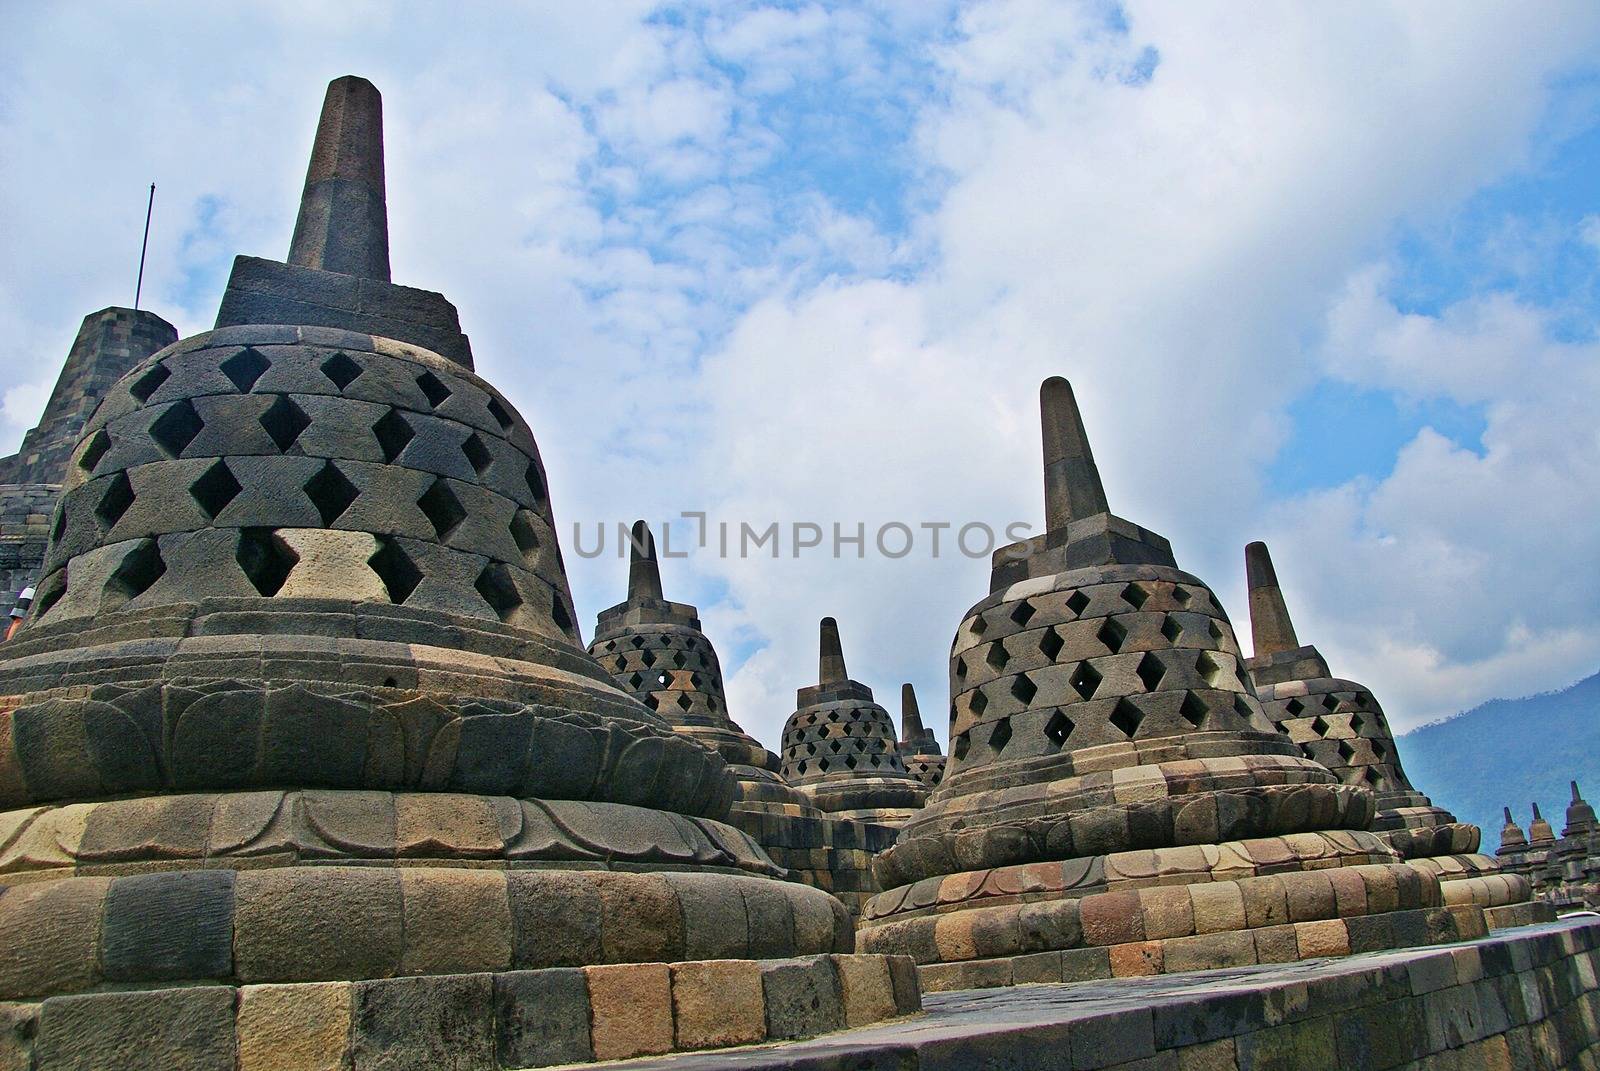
left=3, top=2, right=1598, bottom=750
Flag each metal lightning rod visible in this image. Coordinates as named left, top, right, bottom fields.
left=134, top=183, right=155, bottom=310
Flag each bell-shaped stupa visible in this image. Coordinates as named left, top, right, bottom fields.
left=1566, top=782, right=1596, bottom=838
left=589, top=520, right=813, bottom=815
left=0, top=76, right=913, bottom=1068
left=778, top=618, right=928, bottom=823
left=1531, top=802, right=1557, bottom=845
left=897, top=683, right=947, bottom=789
left=858, top=377, right=1487, bottom=990
left=1242, top=541, right=1535, bottom=921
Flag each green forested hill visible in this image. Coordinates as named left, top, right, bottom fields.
left=1396, top=670, right=1600, bottom=852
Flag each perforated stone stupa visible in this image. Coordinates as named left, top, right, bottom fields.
left=856, top=377, right=1489, bottom=992
left=897, top=683, right=947, bottom=789
left=778, top=618, right=928, bottom=824
left=589, top=520, right=812, bottom=816
left=1242, top=540, right=1540, bottom=926
left=0, top=76, right=915, bottom=1070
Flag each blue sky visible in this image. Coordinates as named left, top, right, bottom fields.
left=3, top=2, right=1599, bottom=749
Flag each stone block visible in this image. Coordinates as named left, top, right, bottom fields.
left=762, top=957, right=845, bottom=1039
left=1110, top=941, right=1164, bottom=977
left=493, top=968, right=592, bottom=1068
left=1162, top=930, right=1257, bottom=973
left=1019, top=897, right=1083, bottom=951
left=1294, top=919, right=1350, bottom=959
left=586, top=962, right=673, bottom=1061
left=0, top=1003, right=37, bottom=1071
left=1013, top=950, right=1064, bottom=984
left=237, top=982, right=352, bottom=1071
left=1060, top=946, right=1114, bottom=982
left=1189, top=881, right=1246, bottom=935
left=1082, top=889, right=1145, bottom=946
left=1253, top=925, right=1300, bottom=964
left=506, top=870, right=603, bottom=968
left=234, top=867, right=403, bottom=982
left=1234, top=1015, right=1337, bottom=1070
left=398, top=868, right=511, bottom=975
left=1070, top=1006, right=1155, bottom=1070
left=0, top=876, right=108, bottom=1000
left=832, top=955, right=898, bottom=1028
left=35, top=987, right=235, bottom=1071
left=102, top=870, right=235, bottom=983
left=886, top=954, right=922, bottom=1014
left=597, top=873, right=685, bottom=964
left=671, top=960, right=766, bottom=1049
left=350, top=974, right=495, bottom=1071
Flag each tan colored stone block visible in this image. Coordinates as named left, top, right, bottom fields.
left=1476, top=1035, right=1515, bottom=1071
left=1328, top=867, right=1369, bottom=917
left=1189, top=881, right=1246, bottom=934
left=237, top=982, right=351, bottom=1071
left=587, top=962, right=673, bottom=1061
left=276, top=529, right=386, bottom=600
left=398, top=868, right=511, bottom=974
left=1081, top=889, right=1144, bottom=946
left=832, top=955, right=898, bottom=1028
left=394, top=792, right=503, bottom=856
left=1162, top=931, right=1257, bottom=973
left=1282, top=871, right=1336, bottom=922
left=0, top=875, right=109, bottom=999
left=1109, top=940, right=1163, bottom=977
left=1294, top=919, right=1349, bottom=958
left=1254, top=924, right=1300, bottom=964
left=1240, top=875, right=1290, bottom=928
left=933, top=912, right=978, bottom=962
left=4, top=803, right=91, bottom=872
left=1137, top=885, right=1195, bottom=940
left=670, top=960, right=765, bottom=1049
left=1361, top=865, right=1400, bottom=913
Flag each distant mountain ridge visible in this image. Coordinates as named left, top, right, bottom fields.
left=1396, top=669, right=1600, bottom=853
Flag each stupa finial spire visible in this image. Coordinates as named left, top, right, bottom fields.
left=627, top=520, right=664, bottom=601
left=900, top=683, right=925, bottom=744
left=819, top=617, right=848, bottom=686
left=288, top=75, right=391, bottom=281
left=1245, top=541, right=1301, bottom=657
left=1040, top=377, right=1109, bottom=532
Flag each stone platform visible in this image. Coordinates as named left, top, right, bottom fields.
left=595, top=918, right=1600, bottom=1070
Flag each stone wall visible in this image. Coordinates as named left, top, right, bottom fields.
left=730, top=810, right=900, bottom=922
left=0, top=484, right=56, bottom=618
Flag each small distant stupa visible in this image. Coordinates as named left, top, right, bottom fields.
left=896, top=683, right=946, bottom=789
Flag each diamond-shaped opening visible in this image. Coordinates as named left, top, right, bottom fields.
left=129, top=363, right=171, bottom=403
left=106, top=538, right=165, bottom=604
left=189, top=459, right=242, bottom=520
left=1009, top=601, right=1036, bottom=628
left=1097, top=617, right=1127, bottom=654
left=1065, top=590, right=1090, bottom=617
left=237, top=527, right=298, bottom=597
left=1039, top=627, right=1064, bottom=661
left=844, top=755, right=858, bottom=770
left=417, top=478, right=467, bottom=541
left=509, top=511, right=539, bottom=558
left=486, top=396, right=515, bottom=432
left=969, top=689, right=989, bottom=716
left=1371, top=739, right=1385, bottom=760
left=826, top=710, right=841, bottom=723
left=303, top=461, right=360, bottom=526
left=1337, top=740, right=1356, bottom=762
left=79, top=428, right=111, bottom=473
left=1069, top=662, right=1102, bottom=701
left=1350, top=713, right=1365, bottom=734
left=688, top=671, right=701, bottom=687
left=370, top=408, right=415, bottom=463
left=954, top=657, right=968, bottom=680
left=829, top=739, right=843, bottom=753
left=95, top=471, right=135, bottom=529
left=525, top=461, right=546, bottom=504
left=676, top=694, right=693, bottom=711
left=1160, top=614, right=1182, bottom=643
left=259, top=396, right=310, bottom=452
left=416, top=370, right=452, bottom=408
left=952, top=732, right=971, bottom=760
left=1195, top=651, right=1223, bottom=687
left=1179, top=692, right=1208, bottom=729
left=367, top=537, right=421, bottom=603
left=612, top=656, right=625, bottom=672
left=1354, top=693, right=1370, bottom=709
left=989, top=717, right=1012, bottom=752
left=1285, top=698, right=1305, bottom=716
left=631, top=636, right=645, bottom=648
left=627, top=672, right=644, bottom=689
left=1322, top=693, right=1340, bottom=712
left=674, top=652, right=688, bottom=669
left=1208, top=619, right=1226, bottom=643
left=1135, top=651, right=1165, bottom=692
left=1363, top=766, right=1382, bottom=786
left=320, top=352, right=363, bottom=391
left=1310, top=715, right=1330, bottom=737
left=1121, top=583, right=1148, bottom=609
left=32, top=571, right=66, bottom=619
left=1172, top=585, right=1192, bottom=606
left=474, top=561, right=523, bottom=621
left=1110, top=699, right=1144, bottom=739
left=969, top=614, right=987, bottom=637
left=150, top=399, right=203, bottom=458
left=644, top=694, right=660, bottom=711
left=461, top=432, right=492, bottom=475
left=1235, top=695, right=1254, bottom=719
left=1045, top=709, right=1074, bottom=746
left=221, top=347, right=271, bottom=392
left=1010, top=674, right=1037, bottom=705
left=52, top=508, right=66, bottom=541
left=985, top=643, right=1010, bottom=671
left=640, top=649, right=656, bottom=667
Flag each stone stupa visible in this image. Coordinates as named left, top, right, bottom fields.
left=857, top=377, right=1487, bottom=991
left=1242, top=540, right=1539, bottom=925
left=589, top=520, right=813, bottom=816
left=896, top=683, right=947, bottom=789
left=0, top=76, right=914, bottom=1070
left=778, top=618, right=928, bottom=824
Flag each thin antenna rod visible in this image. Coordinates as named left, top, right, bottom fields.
left=134, top=183, right=155, bottom=310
